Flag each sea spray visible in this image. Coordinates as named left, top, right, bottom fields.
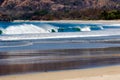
left=1, top=22, right=120, bottom=41
left=0, top=23, right=105, bottom=35
left=3, top=24, right=50, bottom=34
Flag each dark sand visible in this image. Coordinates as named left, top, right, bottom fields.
left=0, top=47, right=120, bottom=75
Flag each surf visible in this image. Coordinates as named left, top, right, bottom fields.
left=0, top=22, right=120, bottom=41
left=0, top=23, right=104, bottom=35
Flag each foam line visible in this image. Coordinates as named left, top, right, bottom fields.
left=1, top=29, right=120, bottom=41
left=0, top=23, right=104, bottom=35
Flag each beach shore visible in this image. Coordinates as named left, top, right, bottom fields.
left=1, top=20, right=120, bottom=80
left=14, top=20, right=120, bottom=24
left=0, top=65, right=120, bottom=80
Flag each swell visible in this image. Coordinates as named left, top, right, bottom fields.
left=0, top=23, right=104, bottom=35
left=0, top=22, right=120, bottom=41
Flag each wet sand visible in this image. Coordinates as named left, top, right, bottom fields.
left=0, top=65, right=120, bottom=80
left=0, top=20, right=120, bottom=79
left=14, top=20, right=120, bottom=24
left=0, top=41, right=120, bottom=80
left=0, top=43, right=120, bottom=80
left=0, top=47, right=120, bottom=75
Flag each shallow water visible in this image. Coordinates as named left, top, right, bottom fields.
left=0, top=22, right=120, bottom=40
left=0, top=48, right=120, bottom=75
left=0, top=22, right=120, bottom=75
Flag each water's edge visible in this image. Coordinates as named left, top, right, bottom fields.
left=0, top=47, right=120, bottom=76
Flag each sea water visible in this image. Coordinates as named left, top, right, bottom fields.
left=0, top=21, right=120, bottom=51
left=0, top=21, right=120, bottom=75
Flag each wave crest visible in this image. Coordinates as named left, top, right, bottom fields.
left=3, top=24, right=50, bottom=35
left=0, top=23, right=104, bottom=35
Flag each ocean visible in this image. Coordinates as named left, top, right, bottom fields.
left=0, top=22, right=120, bottom=51
left=0, top=21, right=120, bottom=75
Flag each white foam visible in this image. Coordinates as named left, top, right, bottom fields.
left=1, top=29, right=120, bottom=41
left=1, top=23, right=120, bottom=41
left=40, top=24, right=58, bottom=32
left=3, top=24, right=50, bottom=35
left=104, top=24, right=120, bottom=26
left=81, top=26, right=91, bottom=31
left=74, top=26, right=91, bottom=32
left=99, top=26, right=104, bottom=30
left=1, top=24, right=105, bottom=35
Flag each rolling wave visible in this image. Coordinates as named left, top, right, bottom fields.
left=1, top=24, right=50, bottom=34
left=0, top=22, right=120, bottom=41
left=1, top=28, right=120, bottom=41
left=0, top=23, right=104, bottom=35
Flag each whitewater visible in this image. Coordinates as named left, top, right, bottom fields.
left=1, top=21, right=120, bottom=77
left=0, top=22, right=120, bottom=41
left=0, top=21, right=120, bottom=51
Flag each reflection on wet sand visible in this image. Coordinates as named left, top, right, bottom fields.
left=0, top=47, right=120, bottom=75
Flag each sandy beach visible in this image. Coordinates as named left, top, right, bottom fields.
left=0, top=65, right=120, bottom=80
left=14, top=20, right=120, bottom=24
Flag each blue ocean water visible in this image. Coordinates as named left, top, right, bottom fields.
left=0, top=21, right=120, bottom=35
left=0, top=22, right=103, bottom=34
left=0, top=21, right=120, bottom=51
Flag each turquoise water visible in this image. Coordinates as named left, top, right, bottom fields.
left=0, top=22, right=119, bottom=35
left=0, top=22, right=120, bottom=51
left=0, top=22, right=120, bottom=75
left=0, top=22, right=120, bottom=40
left=0, top=22, right=103, bottom=34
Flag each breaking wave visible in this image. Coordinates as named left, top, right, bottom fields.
left=1, top=24, right=56, bottom=35
left=1, top=22, right=120, bottom=41
left=0, top=23, right=104, bottom=35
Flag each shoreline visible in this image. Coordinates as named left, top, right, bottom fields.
left=0, top=47, right=120, bottom=76
left=0, top=65, right=120, bottom=80
left=13, top=20, right=120, bottom=24
left=0, top=20, right=120, bottom=80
